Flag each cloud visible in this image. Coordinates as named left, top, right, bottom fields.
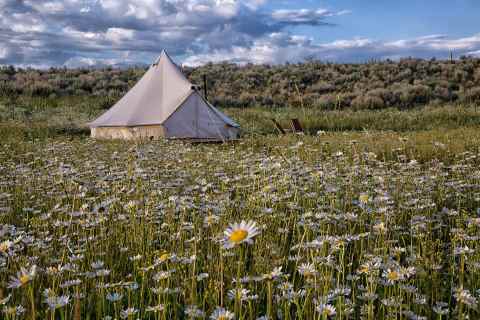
left=183, top=33, right=480, bottom=66
left=271, top=8, right=346, bottom=26
left=1, top=0, right=479, bottom=68
left=0, top=0, right=352, bottom=67
left=467, top=50, right=480, bottom=57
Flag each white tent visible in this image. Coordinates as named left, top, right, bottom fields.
left=89, top=50, right=240, bottom=141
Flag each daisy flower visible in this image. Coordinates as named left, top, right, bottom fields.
left=316, top=303, right=336, bottom=317
left=145, top=304, right=165, bottom=313
left=383, top=268, right=403, bottom=284
left=106, top=292, right=123, bottom=302
left=185, top=305, right=205, bottom=318
left=3, top=305, right=26, bottom=317
left=210, top=307, right=234, bottom=320
left=454, top=288, right=478, bottom=309
left=0, top=240, right=13, bottom=253
left=227, top=288, right=250, bottom=301
left=0, top=294, right=11, bottom=305
left=223, top=220, right=260, bottom=248
left=359, top=193, right=370, bottom=204
left=120, top=307, right=138, bottom=319
left=7, top=265, right=37, bottom=289
left=263, top=266, right=283, bottom=281
left=203, top=214, right=220, bottom=227
left=44, top=295, right=70, bottom=310
left=298, top=263, right=318, bottom=277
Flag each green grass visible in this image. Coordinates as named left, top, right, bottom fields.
left=229, top=104, right=480, bottom=134
left=1, top=98, right=480, bottom=319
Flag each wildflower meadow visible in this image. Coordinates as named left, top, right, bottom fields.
left=1, top=128, right=480, bottom=319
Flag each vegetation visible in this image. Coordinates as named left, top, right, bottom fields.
left=1, top=58, right=480, bottom=319
left=1, top=124, right=480, bottom=319
left=2, top=57, right=480, bottom=109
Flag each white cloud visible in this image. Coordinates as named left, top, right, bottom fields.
left=467, top=50, right=480, bottom=57
left=105, top=28, right=136, bottom=43
left=3, top=12, right=47, bottom=33
left=0, top=47, right=9, bottom=59
left=1, top=0, right=479, bottom=68
left=3, top=0, right=338, bottom=66
left=183, top=33, right=480, bottom=66
left=271, top=8, right=347, bottom=25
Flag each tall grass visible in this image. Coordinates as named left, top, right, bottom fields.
left=228, top=104, right=480, bottom=134
left=1, top=134, right=480, bottom=319
left=2, top=97, right=480, bottom=318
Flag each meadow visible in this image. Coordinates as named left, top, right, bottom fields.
left=1, top=94, right=480, bottom=320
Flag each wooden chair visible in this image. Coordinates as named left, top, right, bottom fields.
left=271, top=118, right=287, bottom=134
left=290, top=118, right=304, bottom=134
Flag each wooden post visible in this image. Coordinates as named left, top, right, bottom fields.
left=203, top=74, right=208, bottom=100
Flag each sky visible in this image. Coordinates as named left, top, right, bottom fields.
left=0, top=0, right=479, bottom=68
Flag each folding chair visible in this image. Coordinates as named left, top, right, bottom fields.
left=290, top=118, right=304, bottom=134
left=271, top=118, right=287, bottom=134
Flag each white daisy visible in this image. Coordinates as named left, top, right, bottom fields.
left=298, top=263, right=318, bottom=277
left=106, top=292, right=123, bottom=302
left=210, top=307, right=234, bottom=320
left=145, top=304, right=164, bottom=313
left=227, top=288, right=250, bottom=301
left=120, top=307, right=138, bottom=319
left=7, top=265, right=37, bottom=289
left=223, top=220, right=260, bottom=248
left=316, top=303, right=336, bottom=317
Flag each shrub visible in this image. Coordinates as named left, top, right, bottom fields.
left=309, top=81, right=335, bottom=94
left=314, top=94, right=336, bottom=110
left=397, top=84, right=432, bottom=108
left=351, top=94, right=385, bottom=110
left=463, top=87, right=480, bottom=104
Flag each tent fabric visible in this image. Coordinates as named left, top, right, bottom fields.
left=163, top=91, right=237, bottom=139
left=89, top=50, right=239, bottom=140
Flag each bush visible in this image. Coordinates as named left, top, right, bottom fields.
left=309, top=81, right=335, bottom=94
left=433, top=86, right=453, bottom=102
left=463, top=87, right=480, bottom=104
left=351, top=94, right=385, bottom=110
left=2, top=57, right=480, bottom=110
left=314, top=94, right=336, bottom=110
left=397, top=84, right=432, bottom=108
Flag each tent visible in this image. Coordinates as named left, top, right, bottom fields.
left=89, top=50, right=240, bottom=141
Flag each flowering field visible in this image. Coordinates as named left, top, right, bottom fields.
left=1, top=133, right=480, bottom=320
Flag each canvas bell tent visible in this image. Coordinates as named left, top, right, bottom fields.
left=89, top=50, right=240, bottom=141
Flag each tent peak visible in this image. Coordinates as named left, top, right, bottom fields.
left=154, top=49, right=174, bottom=66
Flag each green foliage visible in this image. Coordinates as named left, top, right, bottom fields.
left=2, top=58, right=480, bottom=110
left=1, top=124, right=480, bottom=319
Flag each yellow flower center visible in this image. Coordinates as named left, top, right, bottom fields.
left=159, top=253, right=170, bottom=262
left=48, top=267, right=58, bottom=274
left=20, top=274, right=30, bottom=285
left=229, top=229, right=248, bottom=243
left=206, top=216, right=215, bottom=224
left=387, top=271, right=399, bottom=281
left=0, top=244, right=7, bottom=252
left=358, top=265, right=369, bottom=274
left=218, top=316, right=227, bottom=320
left=359, top=194, right=369, bottom=203
left=323, top=309, right=333, bottom=316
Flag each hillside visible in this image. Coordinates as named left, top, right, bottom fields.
left=1, top=57, right=480, bottom=110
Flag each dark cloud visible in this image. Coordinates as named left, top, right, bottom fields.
left=0, top=0, right=351, bottom=66
left=270, top=8, right=344, bottom=26
left=2, top=0, right=478, bottom=67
